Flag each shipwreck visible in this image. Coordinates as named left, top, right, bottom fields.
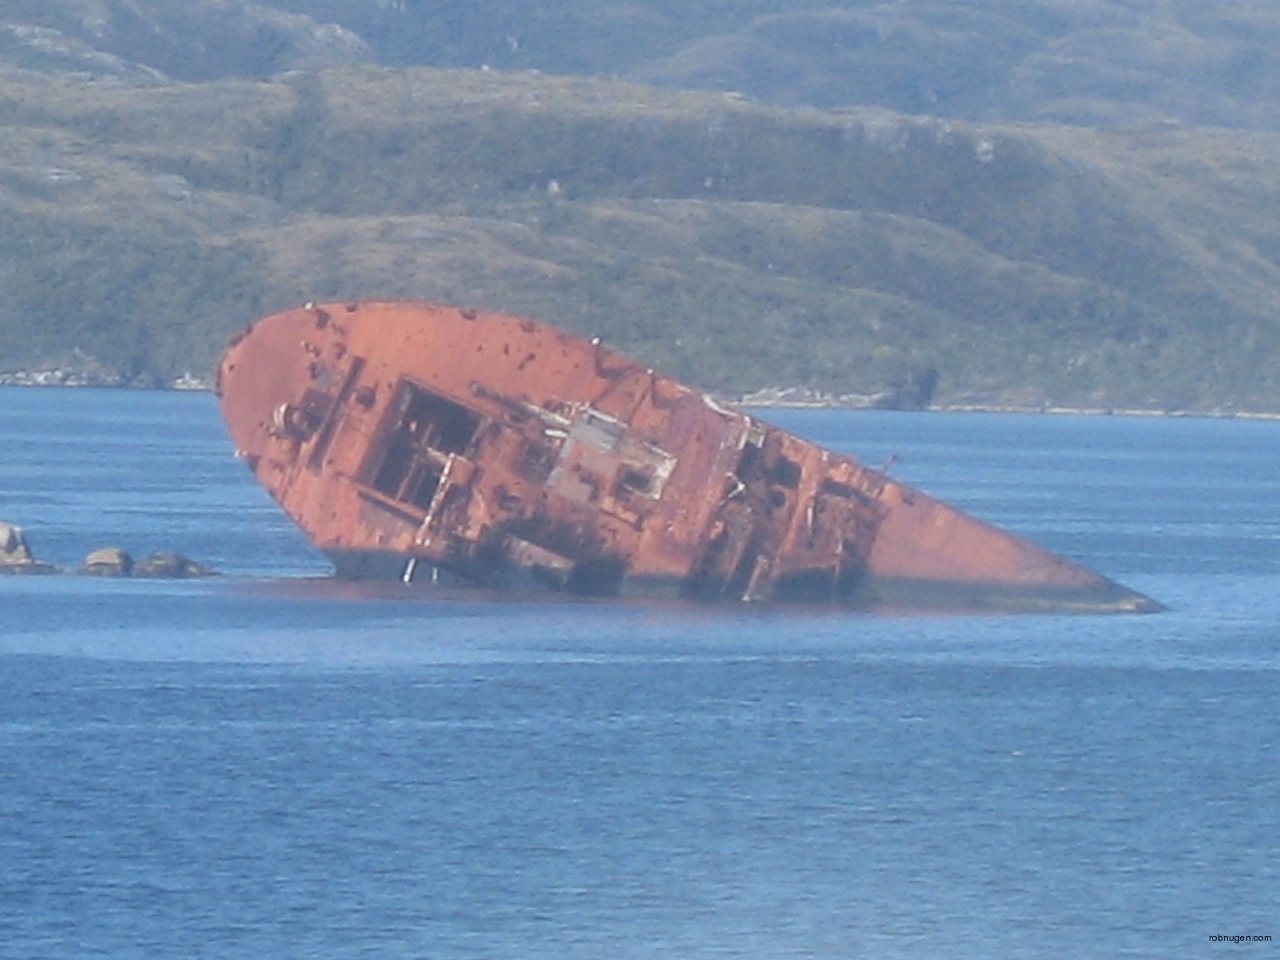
left=217, top=300, right=1159, bottom=613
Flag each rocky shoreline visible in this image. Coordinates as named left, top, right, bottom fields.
left=4, top=375, right=1279, bottom=420
left=734, top=386, right=1280, bottom=420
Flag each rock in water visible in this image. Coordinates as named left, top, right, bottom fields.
left=133, top=552, right=216, bottom=578
left=0, top=521, right=56, bottom=574
left=0, top=521, right=33, bottom=565
left=82, top=547, right=134, bottom=576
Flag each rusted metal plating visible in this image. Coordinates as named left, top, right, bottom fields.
left=218, top=301, right=1160, bottom=612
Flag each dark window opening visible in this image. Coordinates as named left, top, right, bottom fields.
left=767, top=455, right=802, bottom=489
left=366, top=382, right=482, bottom=511
left=820, top=478, right=857, bottom=500
left=734, top=441, right=762, bottom=482
left=403, top=388, right=480, bottom=454
left=617, top=466, right=654, bottom=497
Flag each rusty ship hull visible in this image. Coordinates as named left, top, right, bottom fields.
left=217, top=301, right=1160, bottom=613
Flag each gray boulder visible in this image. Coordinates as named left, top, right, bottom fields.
left=1, top=521, right=33, bottom=564
left=0, top=521, right=56, bottom=574
left=82, top=547, right=134, bottom=577
left=133, top=552, right=216, bottom=578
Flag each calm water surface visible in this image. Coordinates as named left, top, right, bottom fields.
left=1, top=387, right=1277, bottom=959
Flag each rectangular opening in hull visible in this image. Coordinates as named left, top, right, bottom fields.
left=364, top=381, right=482, bottom=510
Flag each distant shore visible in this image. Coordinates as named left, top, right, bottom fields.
left=733, top=387, right=1280, bottom=420
left=0, top=370, right=212, bottom=390
left=743, top=398, right=1280, bottom=420
left=4, top=373, right=1279, bottom=420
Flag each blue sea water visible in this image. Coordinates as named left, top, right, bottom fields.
left=1, top=386, right=1277, bottom=958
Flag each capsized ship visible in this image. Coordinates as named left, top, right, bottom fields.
left=218, top=301, right=1160, bottom=613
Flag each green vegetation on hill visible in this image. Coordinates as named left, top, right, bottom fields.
left=14, top=0, right=1280, bottom=130
left=4, top=61, right=1280, bottom=410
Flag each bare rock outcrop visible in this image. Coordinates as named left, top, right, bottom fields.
left=0, top=521, right=56, bottom=574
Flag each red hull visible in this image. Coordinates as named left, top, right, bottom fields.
left=218, top=301, right=1159, bottom=612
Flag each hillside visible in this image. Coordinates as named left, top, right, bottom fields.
left=10, top=0, right=1280, bottom=129
left=4, top=2, right=1280, bottom=410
